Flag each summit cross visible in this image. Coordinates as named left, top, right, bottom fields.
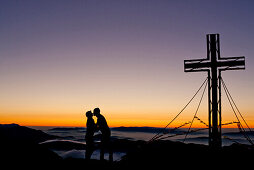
left=184, top=34, right=245, bottom=148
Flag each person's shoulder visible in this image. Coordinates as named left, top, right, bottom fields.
left=98, top=114, right=105, bottom=118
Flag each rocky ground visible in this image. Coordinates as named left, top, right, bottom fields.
left=1, top=124, right=253, bottom=169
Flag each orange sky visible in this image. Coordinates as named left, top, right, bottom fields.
left=1, top=106, right=253, bottom=128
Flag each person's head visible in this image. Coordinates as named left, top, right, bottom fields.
left=93, top=107, right=100, bottom=117
left=86, top=111, right=93, bottom=118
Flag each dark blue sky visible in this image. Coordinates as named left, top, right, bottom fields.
left=0, top=0, right=254, bottom=126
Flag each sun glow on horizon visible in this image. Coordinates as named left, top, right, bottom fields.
left=1, top=109, right=253, bottom=128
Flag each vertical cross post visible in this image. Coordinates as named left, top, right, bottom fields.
left=209, top=34, right=221, bottom=148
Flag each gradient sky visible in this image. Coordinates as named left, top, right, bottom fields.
left=1, top=0, right=254, bottom=128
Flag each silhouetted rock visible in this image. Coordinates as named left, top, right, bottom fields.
left=0, top=123, right=58, bottom=143
left=110, top=139, right=146, bottom=152
left=0, top=124, right=61, bottom=163
left=118, top=140, right=254, bottom=168
left=1, top=124, right=253, bottom=169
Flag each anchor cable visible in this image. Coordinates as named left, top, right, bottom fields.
left=221, top=78, right=253, bottom=145
left=183, top=79, right=208, bottom=142
left=149, top=77, right=208, bottom=142
left=221, top=78, right=252, bottom=132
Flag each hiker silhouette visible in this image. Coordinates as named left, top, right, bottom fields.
left=93, top=108, right=113, bottom=161
left=85, top=110, right=96, bottom=160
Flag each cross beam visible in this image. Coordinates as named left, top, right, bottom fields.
left=184, top=34, right=245, bottom=148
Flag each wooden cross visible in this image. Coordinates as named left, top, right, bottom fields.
left=184, top=34, right=245, bottom=148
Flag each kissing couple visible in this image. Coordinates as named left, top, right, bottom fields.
left=85, top=107, right=113, bottom=161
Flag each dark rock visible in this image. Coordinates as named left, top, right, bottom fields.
left=0, top=124, right=62, bottom=163
left=118, top=140, right=254, bottom=168
left=0, top=123, right=58, bottom=144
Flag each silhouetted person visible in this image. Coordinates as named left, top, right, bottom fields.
left=93, top=108, right=113, bottom=162
left=85, top=110, right=96, bottom=160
